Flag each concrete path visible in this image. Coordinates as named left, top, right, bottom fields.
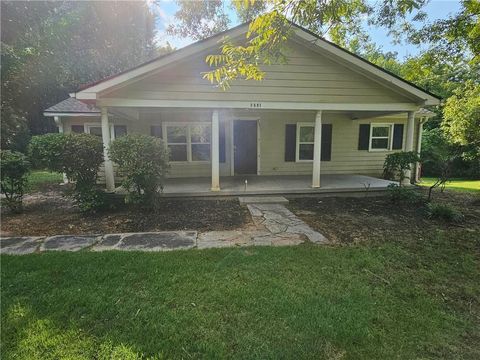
left=1, top=198, right=328, bottom=255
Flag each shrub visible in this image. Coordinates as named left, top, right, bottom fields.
left=425, top=203, right=465, bottom=223
left=27, top=133, right=105, bottom=212
left=387, top=183, right=424, bottom=204
left=0, top=150, right=30, bottom=213
left=109, top=134, right=169, bottom=205
left=28, top=133, right=66, bottom=171
left=383, top=151, right=420, bottom=185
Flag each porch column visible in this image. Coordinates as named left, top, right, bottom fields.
left=54, top=116, right=68, bottom=184
left=101, top=107, right=115, bottom=192
left=403, top=110, right=416, bottom=185
left=415, top=118, right=425, bottom=182
left=211, top=110, right=220, bottom=191
left=312, top=110, right=322, bottom=188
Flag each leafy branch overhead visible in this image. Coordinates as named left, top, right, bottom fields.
left=199, top=0, right=479, bottom=88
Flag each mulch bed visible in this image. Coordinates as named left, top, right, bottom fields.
left=1, top=185, right=250, bottom=236
left=288, top=189, right=480, bottom=244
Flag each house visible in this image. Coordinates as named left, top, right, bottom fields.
left=43, top=22, right=439, bottom=195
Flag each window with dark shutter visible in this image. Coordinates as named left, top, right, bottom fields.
left=114, top=125, right=127, bottom=138
left=392, top=124, right=404, bottom=150
left=219, top=121, right=226, bottom=163
left=284, top=124, right=296, bottom=162
left=71, top=125, right=84, bottom=133
left=150, top=125, right=162, bottom=138
left=321, top=124, right=332, bottom=161
left=358, top=124, right=370, bottom=150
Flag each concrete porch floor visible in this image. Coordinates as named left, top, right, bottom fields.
left=157, top=175, right=397, bottom=197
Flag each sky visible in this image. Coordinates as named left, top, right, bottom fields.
left=151, top=0, right=462, bottom=60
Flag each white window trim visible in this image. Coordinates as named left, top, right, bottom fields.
left=369, top=123, right=394, bottom=152
left=295, top=122, right=315, bottom=162
left=83, top=123, right=126, bottom=140
left=163, top=122, right=211, bottom=163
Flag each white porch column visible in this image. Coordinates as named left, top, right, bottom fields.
left=415, top=118, right=425, bottom=182
left=403, top=110, right=416, bottom=185
left=312, top=110, right=322, bottom=188
left=211, top=110, right=220, bottom=191
left=101, top=107, right=115, bottom=192
left=54, top=116, right=68, bottom=184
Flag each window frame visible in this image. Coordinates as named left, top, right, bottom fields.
left=163, top=122, right=211, bottom=163
left=295, top=122, right=315, bottom=162
left=83, top=123, right=127, bottom=141
left=369, top=123, right=394, bottom=152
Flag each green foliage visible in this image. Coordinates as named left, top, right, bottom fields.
left=387, top=183, right=424, bottom=204
left=109, top=134, right=170, bottom=205
left=0, top=105, right=30, bottom=153
left=383, top=151, right=420, bottom=184
left=1, top=1, right=157, bottom=135
left=425, top=203, right=465, bottom=223
left=27, top=133, right=105, bottom=212
left=28, top=133, right=66, bottom=171
left=442, top=81, right=480, bottom=151
left=0, top=150, right=30, bottom=213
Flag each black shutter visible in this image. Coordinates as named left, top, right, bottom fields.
left=150, top=125, right=162, bottom=138
left=71, top=125, right=84, bottom=133
left=114, top=125, right=127, bottom=138
left=321, top=124, right=332, bottom=161
left=358, top=124, right=370, bottom=150
left=392, top=124, right=404, bottom=150
left=285, top=124, right=296, bottom=162
left=219, top=121, right=226, bottom=163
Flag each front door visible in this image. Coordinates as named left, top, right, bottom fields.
left=234, top=120, right=257, bottom=175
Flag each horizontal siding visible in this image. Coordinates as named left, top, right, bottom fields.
left=106, top=39, right=413, bottom=105
left=67, top=110, right=417, bottom=184
left=258, top=111, right=413, bottom=177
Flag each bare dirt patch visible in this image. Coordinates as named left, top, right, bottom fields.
left=1, top=185, right=250, bottom=236
left=288, top=190, right=480, bottom=244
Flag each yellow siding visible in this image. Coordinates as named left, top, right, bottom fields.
left=64, top=110, right=416, bottom=183
left=257, top=111, right=414, bottom=177
left=105, top=40, right=413, bottom=104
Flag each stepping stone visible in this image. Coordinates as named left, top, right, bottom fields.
left=41, top=235, right=99, bottom=252
left=239, top=196, right=289, bottom=205
left=113, top=232, right=196, bottom=251
left=0, top=237, right=44, bottom=255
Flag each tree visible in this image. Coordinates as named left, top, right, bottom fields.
left=442, top=81, right=480, bottom=151
left=1, top=1, right=158, bottom=137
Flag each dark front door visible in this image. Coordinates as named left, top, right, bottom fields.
left=234, top=120, right=257, bottom=175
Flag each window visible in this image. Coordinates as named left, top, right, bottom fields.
left=84, top=124, right=127, bottom=140
left=370, top=124, right=393, bottom=151
left=86, top=125, right=102, bottom=137
left=71, top=125, right=84, bottom=133
left=114, top=125, right=127, bottom=138
left=150, top=125, right=162, bottom=138
left=166, top=123, right=211, bottom=162
left=296, top=123, right=315, bottom=161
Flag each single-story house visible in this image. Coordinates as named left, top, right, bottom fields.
left=44, top=22, right=440, bottom=195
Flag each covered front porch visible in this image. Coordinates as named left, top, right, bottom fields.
left=154, top=174, right=396, bottom=197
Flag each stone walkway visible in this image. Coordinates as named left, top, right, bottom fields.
left=1, top=198, right=328, bottom=255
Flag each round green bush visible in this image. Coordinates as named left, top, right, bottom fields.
left=109, top=134, right=170, bottom=204
left=0, top=150, right=30, bottom=213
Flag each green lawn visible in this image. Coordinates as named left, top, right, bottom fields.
left=419, top=177, right=480, bottom=193
left=27, top=170, right=63, bottom=192
left=2, top=230, right=479, bottom=359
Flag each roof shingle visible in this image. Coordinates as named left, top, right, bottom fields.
left=44, top=97, right=100, bottom=114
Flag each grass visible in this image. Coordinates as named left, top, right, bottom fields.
left=419, top=177, right=480, bottom=193
left=27, top=170, right=63, bottom=192
left=2, top=230, right=479, bottom=359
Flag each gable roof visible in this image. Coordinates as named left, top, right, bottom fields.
left=75, top=21, right=440, bottom=105
left=43, top=97, right=100, bottom=116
